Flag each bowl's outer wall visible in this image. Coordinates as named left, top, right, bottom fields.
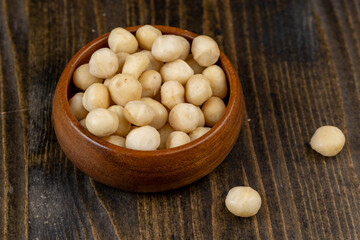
left=52, top=25, right=245, bottom=192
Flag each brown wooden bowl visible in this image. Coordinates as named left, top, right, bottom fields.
left=52, top=25, right=245, bottom=192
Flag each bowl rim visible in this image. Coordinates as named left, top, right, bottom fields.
left=56, top=25, right=242, bottom=159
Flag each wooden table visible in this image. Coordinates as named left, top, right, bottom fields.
left=1, top=0, right=359, bottom=239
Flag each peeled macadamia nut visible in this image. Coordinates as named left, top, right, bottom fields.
left=225, top=186, right=262, bottom=217
left=169, top=103, right=200, bottom=133
left=151, top=35, right=183, bottom=62
left=86, top=108, right=119, bottom=137
left=82, top=83, right=110, bottom=111
left=191, top=35, right=220, bottom=67
left=69, top=92, right=88, bottom=120
left=185, top=54, right=206, bottom=74
left=177, top=36, right=190, bottom=60
left=108, top=27, right=138, bottom=54
left=202, top=97, right=226, bottom=127
left=89, top=48, right=119, bottom=78
left=139, top=70, right=162, bottom=98
left=166, top=131, right=191, bottom=149
left=189, top=127, right=211, bottom=141
left=202, top=65, right=228, bottom=99
left=124, top=101, right=155, bottom=126
left=161, top=81, right=185, bottom=109
left=310, top=126, right=346, bottom=157
left=160, top=59, right=194, bottom=85
left=73, top=64, right=103, bottom=90
left=158, top=124, right=175, bottom=149
left=122, top=52, right=150, bottom=79
left=109, top=73, right=142, bottom=106
left=136, top=25, right=162, bottom=50
left=141, top=50, right=164, bottom=72
left=116, top=52, right=129, bottom=73
left=141, top=98, right=168, bottom=129
left=108, top=105, right=131, bottom=136
left=126, top=126, right=160, bottom=150
left=185, top=74, right=212, bottom=106
left=103, top=135, right=126, bottom=147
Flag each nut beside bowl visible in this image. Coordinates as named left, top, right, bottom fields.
left=52, top=25, right=245, bottom=192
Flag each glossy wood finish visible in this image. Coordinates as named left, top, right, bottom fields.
left=1, top=0, right=360, bottom=239
left=52, top=25, right=244, bottom=192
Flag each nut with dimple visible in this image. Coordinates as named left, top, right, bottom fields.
left=125, top=126, right=160, bottom=150
left=310, top=125, right=345, bottom=157
left=225, top=186, right=262, bottom=217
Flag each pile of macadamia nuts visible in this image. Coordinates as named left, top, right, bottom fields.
left=69, top=25, right=228, bottom=151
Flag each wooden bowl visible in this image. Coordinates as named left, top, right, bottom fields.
left=52, top=25, right=245, bottom=192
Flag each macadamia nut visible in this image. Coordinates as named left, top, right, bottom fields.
left=69, top=92, right=88, bottom=120
left=136, top=25, right=162, bottom=50
left=73, top=64, right=103, bottom=90
left=109, top=73, right=142, bottom=106
left=189, top=127, right=211, bottom=141
left=202, top=97, right=226, bottom=127
left=158, top=124, right=175, bottom=149
left=141, top=50, right=164, bottom=72
left=161, top=81, right=185, bottom=109
left=86, top=108, right=119, bottom=137
left=82, top=83, right=110, bottom=111
left=202, top=65, right=228, bottom=99
left=108, top=27, right=138, bottom=54
left=108, top=105, right=131, bottom=136
left=126, top=126, right=160, bottom=150
left=160, top=59, right=194, bottom=85
left=141, top=98, right=168, bottom=129
left=151, top=35, right=183, bottom=62
left=89, top=48, right=119, bottom=78
left=139, top=70, right=162, bottom=98
left=122, top=52, right=150, bottom=79
left=225, top=186, right=262, bottom=217
left=103, top=135, right=126, bottom=147
left=185, top=54, right=206, bottom=74
left=310, top=126, right=346, bottom=157
left=177, top=36, right=190, bottom=60
left=169, top=103, right=200, bottom=133
left=166, top=131, right=191, bottom=149
left=191, top=35, right=220, bottom=67
left=124, top=101, right=155, bottom=126
left=185, top=74, right=212, bottom=106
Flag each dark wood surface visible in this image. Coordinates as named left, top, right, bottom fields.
left=1, top=0, right=359, bottom=239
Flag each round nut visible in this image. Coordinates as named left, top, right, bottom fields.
left=161, top=81, right=185, bottom=110
left=136, top=25, right=162, bottom=50
left=82, top=83, right=110, bottom=112
left=189, top=127, right=211, bottom=141
left=160, top=59, right=194, bottom=85
left=310, top=126, right=346, bottom=157
left=225, top=186, right=262, bottom=217
left=141, top=98, right=168, bottom=129
left=185, top=74, right=212, bottom=106
left=124, top=101, right=155, bottom=126
left=69, top=92, right=88, bottom=120
left=202, top=65, right=228, bottom=99
left=169, top=103, right=200, bottom=133
left=108, top=27, right=138, bottom=54
left=139, top=70, right=162, bottom=98
left=166, top=131, right=191, bottom=149
left=108, top=105, right=131, bottom=136
left=151, top=35, right=183, bottom=62
left=191, top=35, right=220, bottom=67
left=108, top=73, right=142, bottom=106
left=73, top=64, right=103, bottom=91
left=201, top=97, right=226, bottom=127
left=125, top=126, right=160, bottom=151
left=89, top=48, right=119, bottom=78
left=177, top=36, right=190, bottom=60
left=85, top=108, right=119, bottom=137
left=103, top=135, right=126, bottom=147
left=122, top=52, right=150, bottom=79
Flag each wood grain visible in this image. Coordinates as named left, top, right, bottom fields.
left=0, top=0, right=359, bottom=239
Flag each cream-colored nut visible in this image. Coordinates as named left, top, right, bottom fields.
left=189, top=127, right=211, bottom=141
left=185, top=74, right=212, bottom=106
left=122, top=52, right=150, bottom=79
left=310, top=126, right=346, bottom=157
left=161, top=81, right=185, bottom=109
left=202, top=97, right=226, bottom=127
left=202, top=65, right=228, bottom=99
left=196, top=106, right=205, bottom=127
left=124, top=101, right=155, bottom=126
left=103, top=78, right=112, bottom=88
left=158, top=123, right=175, bottom=149
left=136, top=25, right=162, bottom=50
left=108, top=73, right=142, bottom=106
left=177, top=36, right=190, bottom=60
left=69, top=92, right=88, bottom=120
left=141, top=50, right=164, bottom=72
left=79, top=118, right=87, bottom=130
left=185, top=54, right=206, bottom=74
left=225, top=186, right=262, bottom=217
left=166, top=131, right=191, bottom=149
left=108, top=105, right=131, bottom=136
left=82, top=83, right=110, bottom=111
left=108, top=27, right=138, bottom=54
left=89, top=48, right=119, bottom=78
left=116, top=52, right=129, bottom=73
left=73, top=64, right=103, bottom=90
left=86, top=108, right=119, bottom=137
left=103, top=135, right=126, bottom=147
left=169, top=103, right=200, bottom=133
left=191, top=35, right=220, bottom=67
left=151, top=35, right=183, bottom=62
left=141, top=98, right=168, bottom=129
left=139, top=70, right=162, bottom=98
left=125, top=126, right=160, bottom=150
left=160, top=59, right=194, bottom=85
